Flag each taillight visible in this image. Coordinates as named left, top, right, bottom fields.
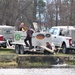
left=69, top=39, right=72, bottom=45
left=0, top=36, right=3, bottom=41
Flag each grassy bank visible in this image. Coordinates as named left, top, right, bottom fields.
left=0, top=48, right=75, bottom=68
left=0, top=62, right=17, bottom=68
left=0, top=48, right=16, bottom=54
left=0, top=48, right=18, bottom=68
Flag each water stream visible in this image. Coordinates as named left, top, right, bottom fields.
left=0, top=68, right=75, bottom=75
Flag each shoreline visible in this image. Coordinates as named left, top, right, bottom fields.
left=0, top=54, right=75, bottom=68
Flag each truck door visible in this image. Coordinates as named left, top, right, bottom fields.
left=49, top=27, right=62, bottom=46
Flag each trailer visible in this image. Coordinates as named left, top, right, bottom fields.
left=11, top=31, right=55, bottom=54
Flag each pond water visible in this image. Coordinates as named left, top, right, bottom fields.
left=0, top=68, right=75, bottom=75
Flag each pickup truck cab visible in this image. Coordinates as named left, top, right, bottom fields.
left=0, top=25, right=15, bottom=48
left=49, top=26, right=75, bottom=54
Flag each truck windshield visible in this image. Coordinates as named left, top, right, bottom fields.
left=49, top=28, right=58, bottom=35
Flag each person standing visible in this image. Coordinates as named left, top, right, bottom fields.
left=24, top=26, right=34, bottom=49
left=19, top=22, right=26, bottom=31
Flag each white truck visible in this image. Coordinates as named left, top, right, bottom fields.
left=0, top=25, right=15, bottom=48
left=49, top=26, right=75, bottom=54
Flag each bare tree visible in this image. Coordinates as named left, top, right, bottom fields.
left=1, top=0, right=75, bottom=29
left=45, top=0, right=75, bottom=27
left=0, top=0, right=35, bottom=29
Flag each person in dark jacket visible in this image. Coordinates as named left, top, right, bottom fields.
left=24, top=26, right=34, bottom=49
left=46, top=42, right=52, bottom=50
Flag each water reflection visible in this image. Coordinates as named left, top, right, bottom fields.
left=0, top=68, right=75, bottom=75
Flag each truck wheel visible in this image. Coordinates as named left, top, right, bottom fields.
left=15, top=45, right=20, bottom=54
left=19, top=45, right=24, bottom=54
left=2, top=42, right=7, bottom=48
left=62, top=44, right=68, bottom=54
left=3, top=44, right=7, bottom=48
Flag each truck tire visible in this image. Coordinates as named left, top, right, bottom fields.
left=15, top=45, right=20, bottom=54
left=62, top=44, right=68, bottom=54
left=2, top=43, right=7, bottom=48
left=19, top=45, right=24, bottom=54
left=1, top=42, right=7, bottom=48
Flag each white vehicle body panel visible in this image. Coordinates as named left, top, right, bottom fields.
left=51, top=35, right=71, bottom=48
left=0, top=25, right=15, bottom=41
left=49, top=26, right=74, bottom=49
left=12, top=31, right=52, bottom=47
left=0, top=25, right=15, bottom=48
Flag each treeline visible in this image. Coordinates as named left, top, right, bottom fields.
left=46, top=0, right=75, bottom=28
left=0, top=0, right=75, bottom=30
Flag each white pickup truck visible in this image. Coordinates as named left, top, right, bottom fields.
left=0, top=25, right=15, bottom=48
left=49, top=26, right=75, bottom=54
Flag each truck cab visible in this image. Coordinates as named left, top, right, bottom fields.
left=49, top=26, right=74, bottom=54
left=0, top=25, right=15, bottom=48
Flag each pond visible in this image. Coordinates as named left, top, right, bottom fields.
left=0, top=68, right=75, bottom=75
